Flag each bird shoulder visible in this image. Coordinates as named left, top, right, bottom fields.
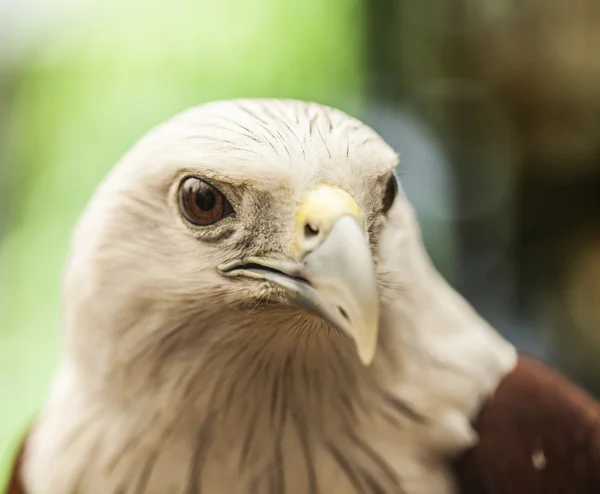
left=454, top=354, right=600, bottom=494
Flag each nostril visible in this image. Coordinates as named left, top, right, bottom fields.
left=337, top=306, right=350, bottom=321
left=304, top=223, right=319, bottom=238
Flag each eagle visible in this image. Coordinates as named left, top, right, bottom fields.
left=6, top=99, right=600, bottom=494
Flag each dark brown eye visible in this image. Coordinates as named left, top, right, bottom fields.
left=179, top=177, right=234, bottom=226
left=382, top=173, right=398, bottom=214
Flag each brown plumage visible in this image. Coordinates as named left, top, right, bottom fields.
left=6, top=439, right=26, bottom=494
left=454, top=354, right=600, bottom=494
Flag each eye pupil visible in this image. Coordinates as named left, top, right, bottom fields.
left=196, top=189, right=216, bottom=211
left=179, top=177, right=234, bottom=226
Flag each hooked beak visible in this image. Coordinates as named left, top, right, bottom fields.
left=219, top=185, right=380, bottom=366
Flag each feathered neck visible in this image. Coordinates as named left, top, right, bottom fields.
left=23, top=273, right=515, bottom=494
left=23, top=204, right=515, bottom=494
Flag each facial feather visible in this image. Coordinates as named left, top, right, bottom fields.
left=23, top=99, right=515, bottom=494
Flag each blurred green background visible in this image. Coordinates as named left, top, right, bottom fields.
left=2, top=0, right=600, bottom=488
left=0, top=0, right=365, bottom=482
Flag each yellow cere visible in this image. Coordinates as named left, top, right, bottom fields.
left=293, top=184, right=364, bottom=254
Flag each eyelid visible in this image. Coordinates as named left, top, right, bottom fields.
left=178, top=174, right=242, bottom=208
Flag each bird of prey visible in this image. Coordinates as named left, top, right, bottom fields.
left=5, top=99, right=600, bottom=494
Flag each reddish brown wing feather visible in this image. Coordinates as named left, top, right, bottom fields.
left=4, top=435, right=27, bottom=494
left=454, top=354, right=600, bottom=494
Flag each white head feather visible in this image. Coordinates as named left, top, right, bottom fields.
left=24, top=99, right=515, bottom=494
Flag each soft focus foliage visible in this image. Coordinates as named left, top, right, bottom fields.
left=0, top=0, right=364, bottom=482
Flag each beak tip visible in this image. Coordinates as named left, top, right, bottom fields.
left=356, top=341, right=377, bottom=366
